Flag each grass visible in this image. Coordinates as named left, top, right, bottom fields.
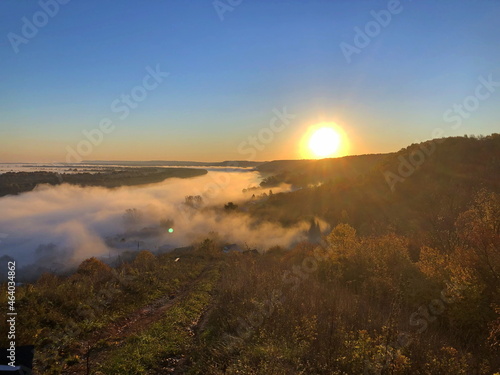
left=96, top=265, right=221, bottom=374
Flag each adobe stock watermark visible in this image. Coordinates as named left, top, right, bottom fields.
left=7, top=0, right=71, bottom=54
left=384, top=73, right=499, bottom=193
left=176, top=106, right=296, bottom=224
left=340, top=0, right=403, bottom=64
left=65, top=64, right=169, bottom=164
left=443, top=74, right=500, bottom=130
left=383, top=139, right=440, bottom=193
left=237, top=107, right=296, bottom=160
left=364, top=282, right=466, bottom=374
left=213, top=0, right=243, bottom=21
left=223, top=239, right=333, bottom=350
left=191, top=106, right=296, bottom=202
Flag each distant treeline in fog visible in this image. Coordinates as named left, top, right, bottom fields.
left=0, top=167, right=207, bottom=197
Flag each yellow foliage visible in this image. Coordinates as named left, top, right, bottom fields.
left=418, top=246, right=449, bottom=282
left=326, top=223, right=358, bottom=257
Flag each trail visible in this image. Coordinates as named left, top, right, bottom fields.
left=170, top=266, right=224, bottom=375
left=61, top=266, right=213, bottom=375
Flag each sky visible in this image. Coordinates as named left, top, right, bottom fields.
left=0, top=0, right=499, bottom=163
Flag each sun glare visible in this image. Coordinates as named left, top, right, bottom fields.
left=301, top=123, right=349, bottom=159
left=309, top=127, right=341, bottom=158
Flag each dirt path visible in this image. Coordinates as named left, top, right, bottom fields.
left=62, top=266, right=213, bottom=375
left=170, top=267, right=225, bottom=375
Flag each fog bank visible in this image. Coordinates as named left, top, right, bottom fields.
left=0, top=171, right=326, bottom=279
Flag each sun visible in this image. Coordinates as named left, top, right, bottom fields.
left=309, top=127, right=341, bottom=158
left=301, top=123, right=348, bottom=159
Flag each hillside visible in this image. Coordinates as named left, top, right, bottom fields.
left=256, top=153, right=389, bottom=186
left=251, top=134, right=500, bottom=242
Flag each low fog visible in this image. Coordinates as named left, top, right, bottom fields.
left=0, top=171, right=327, bottom=279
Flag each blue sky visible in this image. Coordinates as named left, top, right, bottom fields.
left=1, top=0, right=499, bottom=162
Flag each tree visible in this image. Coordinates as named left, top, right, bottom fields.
left=133, top=250, right=156, bottom=271
left=123, top=208, right=142, bottom=229
left=418, top=246, right=449, bottom=283
left=455, top=190, right=500, bottom=287
left=185, top=195, right=203, bottom=208
left=76, top=257, right=113, bottom=284
left=307, top=219, right=321, bottom=243
left=326, top=223, right=357, bottom=256
left=224, top=202, right=238, bottom=210
left=160, top=218, right=174, bottom=229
